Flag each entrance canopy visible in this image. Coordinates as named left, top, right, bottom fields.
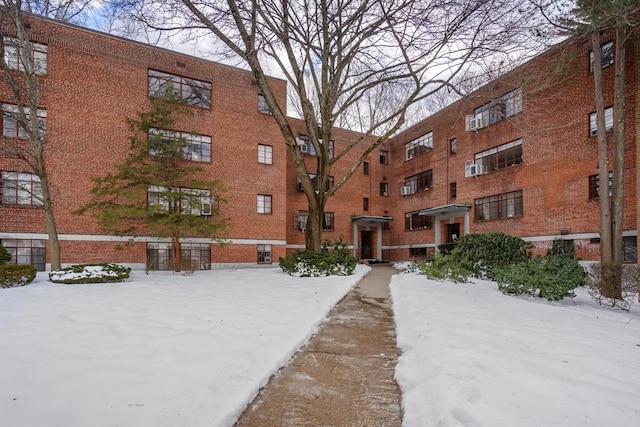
left=418, top=204, right=471, bottom=253
left=351, top=216, right=393, bottom=261
left=418, top=204, right=471, bottom=217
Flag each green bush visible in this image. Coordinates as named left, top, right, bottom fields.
left=279, top=238, right=357, bottom=277
left=493, top=254, right=585, bottom=300
left=0, top=246, right=11, bottom=265
left=436, top=241, right=457, bottom=255
left=0, top=264, right=37, bottom=288
left=49, top=263, right=131, bottom=284
left=451, top=232, right=533, bottom=279
left=411, top=254, right=472, bottom=283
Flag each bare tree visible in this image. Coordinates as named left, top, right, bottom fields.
left=560, top=0, right=639, bottom=298
left=1, top=0, right=94, bottom=270
left=109, top=0, right=544, bottom=252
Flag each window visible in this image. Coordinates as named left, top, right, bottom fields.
left=257, top=94, right=271, bottom=114
left=623, top=236, right=637, bottom=263
left=449, top=138, right=457, bottom=155
left=297, top=174, right=333, bottom=192
left=405, top=132, right=433, bottom=160
left=588, top=172, right=613, bottom=199
left=450, top=182, right=457, bottom=200
left=148, top=70, right=212, bottom=108
left=409, top=247, right=427, bottom=258
left=405, top=212, right=432, bottom=231
left=471, top=88, right=522, bottom=129
left=2, top=104, right=47, bottom=138
left=363, top=197, right=369, bottom=211
left=148, top=129, right=211, bottom=162
left=3, top=36, right=47, bottom=74
left=380, top=182, right=389, bottom=196
left=589, top=107, right=613, bottom=136
left=297, top=210, right=308, bottom=230
left=1, top=239, right=45, bottom=271
left=380, top=150, right=389, bottom=165
left=323, top=212, right=335, bottom=231
left=475, top=190, right=523, bottom=221
left=296, top=135, right=334, bottom=158
left=146, top=242, right=211, bottom=271
left=590, top=41, right=614, bottom=72
left=552, top=239, right=575, bottom=255
left=363, top=161, right=369, bottom=176
left=404, top=170, right=433, bottom=195
left=257, top=244, right=272, bottom=264
left=473, top=140, right=523, bottom=175
left=257, top=194, right=272, bottom=214
left=258, top=144, right=273, bottom=164
left=147, top=186, right=212, bottom=216
left=2, top=171, right=42, bottom=206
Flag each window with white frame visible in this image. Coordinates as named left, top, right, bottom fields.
left=148, top=70, right=212, bottom=108
left=148, top=128, right=211, bottom=162
left=1, top=171, right=42, bottom=206
left=405, top=211, right=432, bottom=231
left=296, top=135, right=334, bottom=158
left=146, top=242, right=211, bottom=271
left=1, top=239, right=46, bottom=271
left=475, top=190, right=523, bottom=221
left=404, top=170, right=433, bottom=195
left=258, top=144, right=273, bottom=164
left=589, top=107, right=613, bottom=136
left=471, top=88, right=523, bottom=129
left=589, top=41, right=614, bottom=72
left=297, top=174, right=334, bottom=192
left=257, top=194, right=272, bottom=214
left=147, top=186, right=212, bottom=216
left=3, top=36, right=47, bottom=74
left=2, top=104, right=46, bottom=138
left=473, top=139, right=523, bottom=175
left=257, top=94, right=271, bottom=114
left=257, top=244, right=272, bottom=263
left=404, top=132, right=433, bottom=160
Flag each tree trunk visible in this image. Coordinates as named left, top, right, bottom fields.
left=592, top=32, right=618, bottom=298
left=304, top=206, right=324, bottom=253
left=609, top=24, right=627, bottom=299
left=172, top=235, right=182, bottom=272
left=40, top=174, right=61, bottom=270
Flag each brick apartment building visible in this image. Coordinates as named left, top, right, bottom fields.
left=1, top=16, right=637, bottom=270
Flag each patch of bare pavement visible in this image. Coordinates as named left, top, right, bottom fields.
left=234, top=265, right=402, bottom=427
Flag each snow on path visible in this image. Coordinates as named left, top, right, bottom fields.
left=0, top=265, right=369, bottom=427
left=391, top=272, right=640, bottom=427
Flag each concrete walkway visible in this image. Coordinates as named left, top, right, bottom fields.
left=234, top=265, right=402, bottom=426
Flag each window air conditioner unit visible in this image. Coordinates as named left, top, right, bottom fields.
left=299, top=143, right=309, bottom=153
left=466, top=115, right=485, bottom=131
left=264, top=256, right=271, bottom=263
left=465, top=160, right=480, bottom=177
left=400, top=185, right=412, bottom=196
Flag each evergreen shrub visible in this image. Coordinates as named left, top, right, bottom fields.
left=0, top=246, right=11, bottom=265
left=0, top=264, right=37, bottom=288
left=279, top=238, right=357, bottom=277
left=49, top=263, right=131, bottom=284
left=493, top=254, right=585, bottom=300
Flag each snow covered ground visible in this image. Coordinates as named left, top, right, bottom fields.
left=0, top=265, right=369, bottom=427
left=391, top=271, right=640, bottom=427
left=2, top=265, right=639, bottom=427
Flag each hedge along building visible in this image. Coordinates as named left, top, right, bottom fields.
left=0, top=15, right=637, bottom=270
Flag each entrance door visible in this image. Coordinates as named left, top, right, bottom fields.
left=361, top=230, right=372, bottom=259
left=446, top=223, right=460, bottom=242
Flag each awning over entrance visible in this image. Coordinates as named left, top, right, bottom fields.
left=418, top=204, right=471, bottom=217
left=351, top=216, right=393, bottom=261
left=418, top=204, right=471, bottom=253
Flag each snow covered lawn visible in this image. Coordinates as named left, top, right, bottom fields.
left=0, top=265, right=369, bottom=427
left=391, top=272, right=640, bottom=427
